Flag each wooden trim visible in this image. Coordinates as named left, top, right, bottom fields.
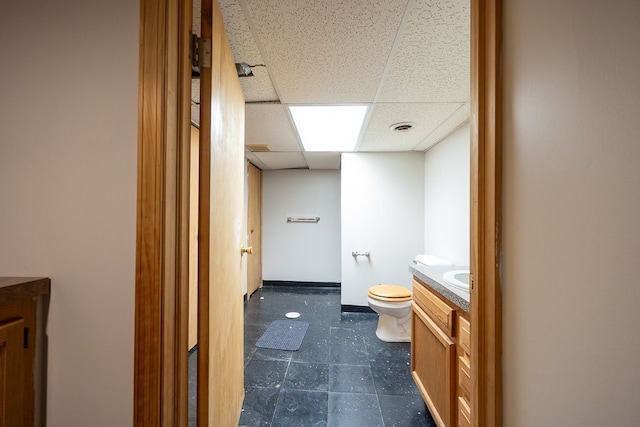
left=134, top=0, right=191, bottom=425
left=175, top=0, right=192, bottom=423
left=470, top=0, right=502, bottom=425
left=197, top=0, right=212, bottom=424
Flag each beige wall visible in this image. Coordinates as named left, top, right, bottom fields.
left=0, top=1, right=138, bottom=426
left=503, top=1, right=640, bottom=425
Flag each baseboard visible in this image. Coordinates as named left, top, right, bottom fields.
left=341, top=304, right=375, bottom=313
left=262, top=280, right=341, bottom=288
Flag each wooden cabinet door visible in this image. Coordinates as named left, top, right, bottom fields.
left=412, top=304, right=456, bottom=427
left=0, top=318, right=28, bottom=427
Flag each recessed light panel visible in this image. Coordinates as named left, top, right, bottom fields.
left=289, top=105, right=368, bottom=152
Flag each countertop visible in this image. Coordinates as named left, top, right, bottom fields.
left=409, top=262, right=470, bottom=314
left=0, top=277, right=50, bottom=305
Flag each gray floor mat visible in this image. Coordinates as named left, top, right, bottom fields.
left=255, top=320, right=309, bottom=351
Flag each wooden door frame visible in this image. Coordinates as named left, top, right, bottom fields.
left=134, top=0, right=191, bottom=425
left=133, top=0, right=502, bottom=425
left=470, top=0, right=502, bottom=425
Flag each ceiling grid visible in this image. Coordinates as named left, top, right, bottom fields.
left=193, top=0, right=471, bottom=169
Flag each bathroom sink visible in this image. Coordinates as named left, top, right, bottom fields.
left=442, top=270, right=471, bottom=292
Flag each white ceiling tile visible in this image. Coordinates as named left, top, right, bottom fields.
left=377, top=0, right=470, bottom=103
left=238, top=69, right=279, bottom=102
left=358, top=103, right=462, bottom=151
left=219, top=0, right=279, bottom=102
left=193, top=0, right=472, bottom=170
left=414, top=103, right=470, bottom=150
left=245, top=104, right=302, bottom=151
left=304, top=153, right=342, bottom=170
left=242, top=0, right=410, bottom=104
left=192, top=0, right=201, bottom=36
left=245, top=151, right=269, bottom=169
left=253, top=152, right=308, bottom=170
left=219, top=0, right=259, bottom=58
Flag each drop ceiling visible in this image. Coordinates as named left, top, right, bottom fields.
left=192, top=0, right=470, bottom=170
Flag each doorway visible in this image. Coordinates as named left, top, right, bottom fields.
left=246, top=162, right=263, bottom=299
left=134, top=0, right=501, bottom=425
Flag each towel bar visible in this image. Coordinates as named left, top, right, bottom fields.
left=352, top=251, right=370, bottom=257
left=287, top=217, right=320, bottom=223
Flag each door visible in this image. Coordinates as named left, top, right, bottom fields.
left=411, top=305, right=456, bottom=427
left=246, top=162, right=262, bottom=298
left=0, top=318, right=28, bottom=426
left=197, top=0, right=246, bottom=425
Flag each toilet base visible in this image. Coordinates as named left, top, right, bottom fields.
left=375, top=313, right=411, bottom=342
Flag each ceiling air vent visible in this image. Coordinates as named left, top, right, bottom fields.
left=246, top=144, right=271, bottom=152
left=389, top=122, right=415, bottom=133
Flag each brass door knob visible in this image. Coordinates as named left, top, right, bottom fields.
left=241, top=246, right=253, bottom=255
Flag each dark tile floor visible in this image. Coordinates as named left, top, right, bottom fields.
left=189, top=286, right=436, bottom=426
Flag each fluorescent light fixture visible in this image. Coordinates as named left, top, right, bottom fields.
left=289, top=105, right=368, bottom=152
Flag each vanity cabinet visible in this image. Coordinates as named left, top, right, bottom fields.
left=457, top=316, right=472, bottom=426
left=411, top=278, right=471, bottom=427
left=0, top=277, right=50, bottom=427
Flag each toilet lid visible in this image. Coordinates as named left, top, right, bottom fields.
left=368, top=285, right=412, bottom=302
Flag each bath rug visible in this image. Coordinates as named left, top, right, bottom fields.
left=256, top=319, right=309, bottom=351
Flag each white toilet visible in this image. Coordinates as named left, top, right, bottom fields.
left=367, top=284, right=413, bottom=342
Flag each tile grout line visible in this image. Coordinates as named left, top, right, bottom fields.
left=267, top=354, right=292, bottom=427
left=367, top=344, right=387, bottom=427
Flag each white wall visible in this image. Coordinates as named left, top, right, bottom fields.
left=503, top=1, right=640, bottom=425
left=0, top=1, right=138, bottom=426
left=262, top=170, right=341, bottom=283
left=341, top=153, right=424, bottom=306
left=424, top=123, right=470, bottom=266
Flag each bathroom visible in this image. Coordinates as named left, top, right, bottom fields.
left=183, top=0, right=475, bottom=423
left=237, top=122, right=470, bottom=425
left=256, top=123, right=470, bottom=310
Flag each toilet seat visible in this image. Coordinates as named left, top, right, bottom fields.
left=367, top=285, right=411, bottom=302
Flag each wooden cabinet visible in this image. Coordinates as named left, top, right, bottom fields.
left=0, top=318, right=28, bottom=426
left=412, top=301, right=456, bottom=426
left=411, top=278, right=471, bottom=427
left=457, top=316, right=472, bottom=426
left=0, top=277, right=50, bottom=427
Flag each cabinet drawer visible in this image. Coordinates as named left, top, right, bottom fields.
left=412, top=279, right=454, bottom=335
left=458, top=315, right=471, bottom=355
left=458, top=353, right=471, bottom=399
left=458, top=396, right=471, bottom=427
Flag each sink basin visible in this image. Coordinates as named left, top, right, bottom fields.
left=442, top=270, right=471, bottom=292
